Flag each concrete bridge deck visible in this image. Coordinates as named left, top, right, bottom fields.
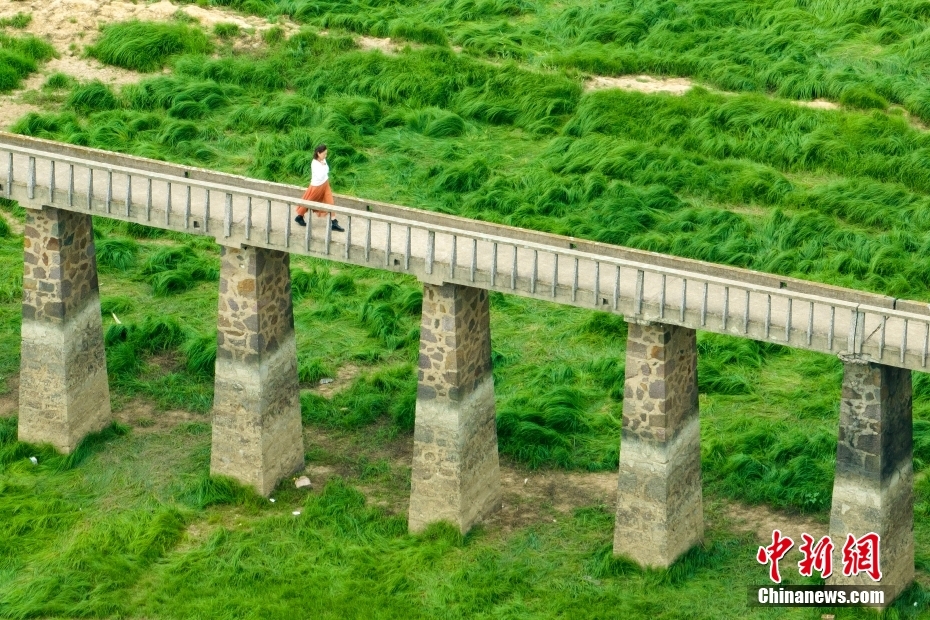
left=3, top=132, right=929, bottom=371
left=0, top=132, right=919, bottom=604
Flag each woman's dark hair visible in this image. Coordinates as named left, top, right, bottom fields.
left=314, top=144, right=328, bottom=159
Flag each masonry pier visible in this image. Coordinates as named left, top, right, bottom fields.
left=828, top=360, right=913, bottom=602
left=614, top=321, right=703, bottom=567
left=408, top=282, right=501, bottom=533
left=210, top=245, right=304, bottom=496
left=18, top=206, right=111, bottom=452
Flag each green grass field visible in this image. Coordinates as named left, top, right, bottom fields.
left=4, top=2, right=930, bottom=617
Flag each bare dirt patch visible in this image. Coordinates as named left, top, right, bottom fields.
left=0, top=375, right=19, bottom=417
left=793, top=99, right=840, bottom=111
left=114, top=398, right=202, bottom=433
left=309, top=363, right=362, bottom=397
left=357, top=35, right=398, bottom=55
left=586, top=74, right=694, bottom=95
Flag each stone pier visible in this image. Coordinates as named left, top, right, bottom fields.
left=614, top=321, right=703, bottom=567
left=828, top=360, right=913, bottom=602
left=210, top=245, right=304, bottom=496
left=409, top=282, right=500, bottom=533
left=18, top=206, right=111, bottom=452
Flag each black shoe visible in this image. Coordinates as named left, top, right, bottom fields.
left=331, top=219, right=345, bottom=232
left=294, top=215, right=306, bottom=227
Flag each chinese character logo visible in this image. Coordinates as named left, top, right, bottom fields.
left=798, top=533, right=834, bottom=579
left=841, top=533, right=882, bottom=582
left=757, top=530, right=794, bottom=584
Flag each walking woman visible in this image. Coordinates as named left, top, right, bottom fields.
left=295, top=144, right=344, bottom=232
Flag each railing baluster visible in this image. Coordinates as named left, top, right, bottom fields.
left=722, top=286, right=729, bottom=330
left=184, top=185, right=191, bottom=229
left=920, top=323, right=930, bottom=368
left=285, top=203, right=291, bottom=248
left=384, top=222, right=392, bottom=266
left=265, top=200, right=271, bottom=244
left=572, top=257, right=579, bottom=302
left=879, top=315, right=887, bottom=359
left=105, top=169, right=112, bottom=213
left=828, top=306, right=836, bottom=350
left=404, top=226, right=411, bottom=270
left=807, top=302, right=814, bottom=346
left=364, top=219, right=371, bottom=261
left=49, top=160, right=55, bottom=203
left=613, top=265, right=620, bottom=311
left=68, top=164, right=74, bottom=206
left=491, top=243, right=498, bottom=287
left=743, top=290, right=750, bottom=334
left=224, top=193, right=232, bottom=238
left=246, top=197, right=253, bottom=241
left=785, top=298, right=792, bottom=342
left=324, top=212, right=332, bottom=255
left=593, top=261, right=600, bottom=306
left=204, top=189, right=210, bottom=233
left=700, top=282, right=708, bottom=326
left=451, top=235, right=457, bottom=279
left=165, top=181, right=171, bottom=225
left=124, top=174, right=131, bottom=216
left=471, top=239, right=477, bottom=283
left=427, top=231, right=435, bottom=275
left=847, top=309, right=858, bottom=354
left=87, top=168, right=94, bottom=210
left=145, top=178, right=152, bottom=220
left=5, top=152, right=11, bottom=198
left=635, top=270, right=644, bottom=316
left=765, top=295, right=772, bottom=339
left=857, top=312, right=866, bottom=354
left=344, top=215, right=352, bottom=260
left=901, top=319, right=908, bottom=364
left=551, top=253, right=558, bottom=298
left=680, top=279, right=687, bottom=322
left=530, top=250, right=537, bottom=294
left=304, top=204, right=311, bottom=252
left=510, top=245, right=517, bottom=290
left=27, top=156, right=35, bottom=200
left=659, top=274, right=666, bottom=319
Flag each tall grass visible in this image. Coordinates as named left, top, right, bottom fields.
left=0, top=32, right=55, bottom=92
left=87, top=21, right=213, bottom=72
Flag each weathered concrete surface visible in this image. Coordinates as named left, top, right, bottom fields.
left=614, top=321, right=703, bottom=567
left=18, top=206, right=111, bottom=452
left=409, top=283, right=500, bottom=533
left=210, top=245, right=304, bottom=497
left=828, top=361, right=913, bottom=603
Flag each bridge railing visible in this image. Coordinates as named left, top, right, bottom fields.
left=3, top=133, right=930, bottom=371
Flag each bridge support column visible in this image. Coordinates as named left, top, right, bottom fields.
left=210, top=245, right=304, bottom=497
left=18, top=206, right=111, bottom=452
left=828, top=360, right=912, bottom=602
left=614, top=321, right=702, bottom=567
left=409, top=283, right=500, bottom=534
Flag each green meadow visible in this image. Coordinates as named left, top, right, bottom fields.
left=3, top=2, right=930, bottom=616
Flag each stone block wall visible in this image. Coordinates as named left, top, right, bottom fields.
left=210, top=245, right=304, bottom=497
left=614, top=321, right=703, bottom=568
left=828, top=361, right=913, bottom=602
left=409, top=282, right=500, bottom=533
left=18, top=206, right=111, bottom=452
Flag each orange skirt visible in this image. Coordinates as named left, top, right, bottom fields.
left=296, top=180, right=334, bottom=217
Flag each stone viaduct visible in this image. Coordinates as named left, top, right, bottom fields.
left=1, top=133, right=924, bottom=602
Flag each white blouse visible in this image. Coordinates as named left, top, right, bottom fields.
left=310, top=159, right=329, bottom=186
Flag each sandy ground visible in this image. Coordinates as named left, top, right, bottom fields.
left=0, top=0, right=298, bottom=129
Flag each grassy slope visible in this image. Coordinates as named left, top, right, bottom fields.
left=3, top=8, right=930, bottom=618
